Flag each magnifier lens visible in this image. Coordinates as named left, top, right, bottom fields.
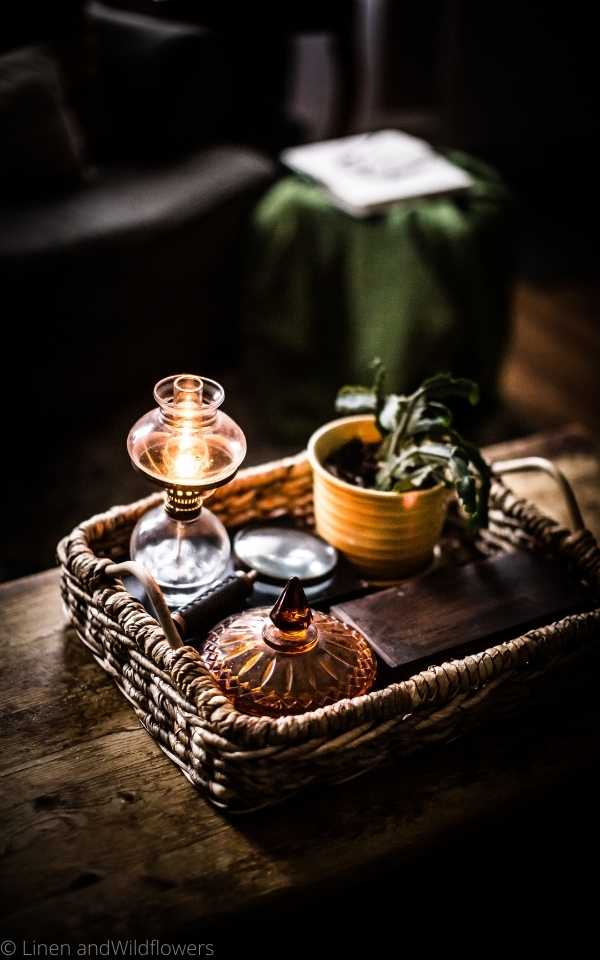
left=233, top=526, right=338, bottom=585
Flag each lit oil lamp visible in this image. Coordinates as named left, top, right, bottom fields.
left=127, top=374, right=246, bottom=607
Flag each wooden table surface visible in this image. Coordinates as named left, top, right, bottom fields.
left=1, top=424, right=599, bottom=943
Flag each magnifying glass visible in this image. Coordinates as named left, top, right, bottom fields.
left=233, top=525, right=338, bottom=594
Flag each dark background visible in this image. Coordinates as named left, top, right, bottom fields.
left=2, top=0, right=599, bottom=580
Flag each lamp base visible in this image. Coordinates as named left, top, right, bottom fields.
left=130, top=505, right=231, bottom=608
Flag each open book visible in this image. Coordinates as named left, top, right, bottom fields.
left=281, top=130, right=473, bottom=217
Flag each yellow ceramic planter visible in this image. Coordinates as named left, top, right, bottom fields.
left=307, top=415, right=450, bottom=579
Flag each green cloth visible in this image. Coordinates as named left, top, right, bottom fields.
left=244, top=152, right=513, bottom=443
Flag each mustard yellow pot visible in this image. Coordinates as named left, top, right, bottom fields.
left=307, top=415, right=450, bottom=579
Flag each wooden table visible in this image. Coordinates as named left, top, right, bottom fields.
left=1, top=424, right=599, bottom=944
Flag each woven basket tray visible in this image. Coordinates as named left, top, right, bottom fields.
left=57, top=453, right=600, bottom=813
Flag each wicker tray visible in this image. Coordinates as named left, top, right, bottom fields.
left=58, top=453, right=600, bottom=813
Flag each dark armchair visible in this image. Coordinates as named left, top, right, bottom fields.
left=1, top=2, right=275, bottom=425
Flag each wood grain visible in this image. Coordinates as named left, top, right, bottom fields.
left=334, top=551, right=592, bottom=672
left=1, top=425, right=599, bottom=940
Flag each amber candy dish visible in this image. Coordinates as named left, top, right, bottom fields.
left=202, top=577, right=377, bottom=717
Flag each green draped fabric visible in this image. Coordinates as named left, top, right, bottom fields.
left=244, top=152, right=513, bottom=443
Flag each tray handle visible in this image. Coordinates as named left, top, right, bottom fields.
left=105, top=561, right=184, bottom=649
left=104, top=562, right=256, bottom=652
left=490, top=456, right=584, bottom=531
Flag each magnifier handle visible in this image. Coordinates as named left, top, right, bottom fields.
left=172, top=571, right=256, bottom=640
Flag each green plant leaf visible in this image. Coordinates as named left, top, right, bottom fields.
left=371, top=357, right=386, bottom=422
left=427, top=401, right=454, bottom=423
left=410, top=418, right=453, bottom=437
left=378, top=394, right=405, bottom=433
left=420, top=373, right=480, bottom=406
left=405, top=464, right=437, bottom=488
left=393, top=477, right=415, bottom=493
left=457, top=475, right=477, bottom=515
left=334, top=362, right=489, bottom=527
left=413, top=441, right=457, bottom=461
left=335, top=385, right=377, bottom=416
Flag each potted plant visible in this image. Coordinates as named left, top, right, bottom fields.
left=307, top=363, right=491, bottom=579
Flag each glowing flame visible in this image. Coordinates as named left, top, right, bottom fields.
left=165, top=428, right=209, bottom=484
left=173, top=450, right=201, bottom=480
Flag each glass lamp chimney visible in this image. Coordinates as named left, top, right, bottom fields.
left=127, top=374, right=246, bottom=607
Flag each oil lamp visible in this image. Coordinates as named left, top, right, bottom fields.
left=127, top=374, right=246, bottom=607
